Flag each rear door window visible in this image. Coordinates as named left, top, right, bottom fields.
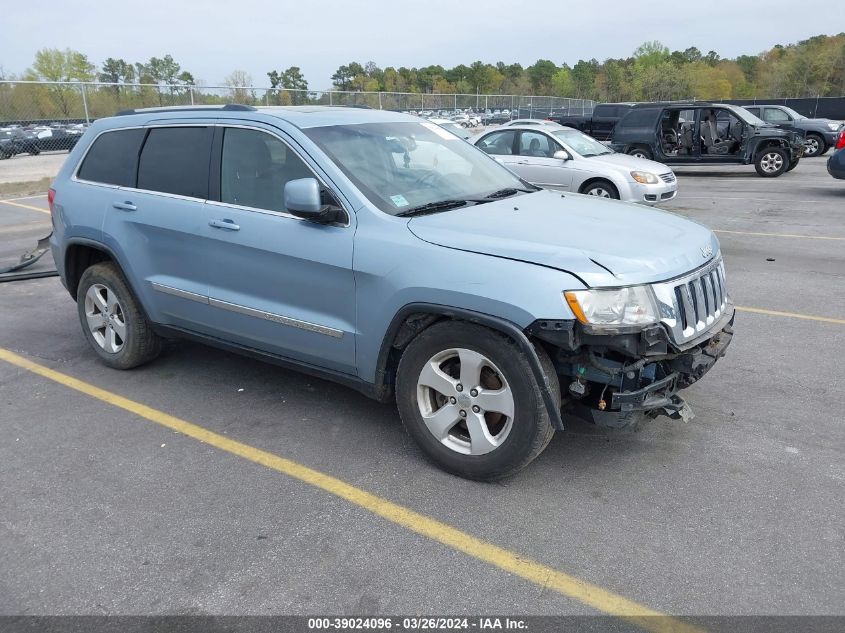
left=137, top=126, right=213, bottom=199
left=77, top=128, right=147, bottom=187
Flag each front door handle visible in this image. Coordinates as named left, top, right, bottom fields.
left=112, top=201, right=136, bottom=211
left=209, top=218, right=240, bottom=231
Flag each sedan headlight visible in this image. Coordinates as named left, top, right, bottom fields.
left=564, top=286, right=659, bottom=328
left=630, top=171, right=659, bottom=184
left=828, top=122, right=841, bottom=131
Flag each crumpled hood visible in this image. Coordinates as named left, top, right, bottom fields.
left=580, top=152, right=673, bottom=175
left=407, top=189, right=719, bottom=287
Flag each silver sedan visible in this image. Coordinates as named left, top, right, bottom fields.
left=473, top=125, right=678, bottom=205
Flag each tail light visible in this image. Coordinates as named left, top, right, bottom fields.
left=836, top=130, right=845, bottom=150
left=47, top=187, right=56, bottom=214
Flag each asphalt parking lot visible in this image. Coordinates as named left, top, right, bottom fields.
left=0, top=157, right=843, bottom=626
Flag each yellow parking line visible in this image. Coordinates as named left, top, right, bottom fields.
left=0, top=346, right=703, bottom=633
left=737, top=306, right=845, bottom=325
left=715, top=229, right=845, bottom=241
left=0, top=200, right=50, bottom=215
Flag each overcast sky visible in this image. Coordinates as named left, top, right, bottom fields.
left=2, top=0, right=843, bottom=89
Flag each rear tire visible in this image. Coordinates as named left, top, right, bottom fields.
left=627, top=146, right=652, bottom=160
left=76, top=262, right=163, bottom=370
left=395, top=321, right=559, bottom=480
left=755, top=147, right=789, bottom=177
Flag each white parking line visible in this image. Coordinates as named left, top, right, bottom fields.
left=0, top=194, right=49, bottom=202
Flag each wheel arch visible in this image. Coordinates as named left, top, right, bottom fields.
left=373, top=303, right=564, bottom=429
left=578, top=177, right=620, bottom=197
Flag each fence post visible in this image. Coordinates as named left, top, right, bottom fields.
left=378, top=92, right=383, bottom=110
left=189, top=86, right=195, bottom=105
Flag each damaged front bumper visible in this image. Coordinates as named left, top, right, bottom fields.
left=529, top=305, right=734, bottom=429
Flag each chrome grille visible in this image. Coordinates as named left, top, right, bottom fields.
left=659, top=172, right=676, bottom=184
left=652, top=258, right=728, bottom=344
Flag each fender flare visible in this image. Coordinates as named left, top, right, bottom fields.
left=375, top=303, right=564, bottom=430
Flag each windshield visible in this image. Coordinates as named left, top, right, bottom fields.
left=551, top=128, right=613, bottom=157
left=304, top=121, right=529, bottom=215
left=730, top=105, right=769, bottom=127
left=439, top=122, right=471, bottom=139
left=0, top=131, right=12, bottom=140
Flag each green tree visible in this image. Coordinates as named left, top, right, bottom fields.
left=25, top=48, right=95, bottom=116
left=526, top=59, right=558, bottom=92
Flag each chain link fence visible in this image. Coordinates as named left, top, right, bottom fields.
left=0, top=80, right=594, bottom=126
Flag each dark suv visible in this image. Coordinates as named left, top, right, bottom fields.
left=743, top=104, right=844, bottom=158
left=610, top=102, right=805, bottom=177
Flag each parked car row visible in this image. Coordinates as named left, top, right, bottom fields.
left=0, top=123, right=87, bottom=159
left=556, top=101, right=843, bottom=177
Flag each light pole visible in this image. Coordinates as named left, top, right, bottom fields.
left=71, top=79, right=90, bottom=124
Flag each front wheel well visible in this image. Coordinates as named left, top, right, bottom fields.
left=65, top=244, right=114, bottom=300
left=578, top=178, right=620, bottom=196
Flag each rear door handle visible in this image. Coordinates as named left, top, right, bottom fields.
left=208, top=218, right=240, bottom=231
left=112, top=201, right=136, bottom=211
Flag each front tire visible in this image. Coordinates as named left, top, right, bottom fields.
left=804, top=133, right=827, bottom=158
left=76, top=262, right=163, bottom=369
left=786, top=157, right=800, bottom=172
left=396, top=321, right=558, bottom=480
left=755, top=147, right=789, bottom=177
left=581, top=180, right=620, bottom=199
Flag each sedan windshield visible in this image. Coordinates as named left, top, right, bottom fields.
left=305, top=121, right=530, bottom=215
left=551, top=128, right=613, bottom=157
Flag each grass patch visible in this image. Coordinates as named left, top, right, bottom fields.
left=0, top=178, right=53, bottom=199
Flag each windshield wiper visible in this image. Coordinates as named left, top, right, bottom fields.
left=484, top=187, right=535, bottom=199
left=395, top=199, right=469, bottom=217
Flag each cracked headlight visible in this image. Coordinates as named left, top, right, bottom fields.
left=630, top=171, right=659, bottom=184
left=564, top=286, right=659, bottom=328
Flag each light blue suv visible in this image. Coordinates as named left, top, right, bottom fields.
left=49, top=105, right=734, bottom=479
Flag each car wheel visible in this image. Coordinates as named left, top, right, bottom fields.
left=581, top=180, right=620, bottom=199
left=76, top=262, right=163, bottom=369
left=627, top=147, right=652, bottom=160
left=0, top=150, right=9, bottom=160
left=804, top=133, right=827, bottom=158
left=755, top=147, right=789, bottom=177
left=395, top=321, right=559, bottom=480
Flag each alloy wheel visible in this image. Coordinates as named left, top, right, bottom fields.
left=805, top=138, right=820, bottom=157
left=760, top=151, right=785, bottom=173
left=84, top=283, right=127, bottom=353
left=586, top=187, right=612, bottom=198
left=416, top=348, right=514, bottom=455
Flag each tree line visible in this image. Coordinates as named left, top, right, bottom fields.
left=329, top=34, right=845, bottom=101
left=1, top=34, right=843, bottom=122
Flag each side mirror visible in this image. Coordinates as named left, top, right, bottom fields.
left=553, top=150, right=571, bottom=161
left=284, top=178, right=344, bottom=224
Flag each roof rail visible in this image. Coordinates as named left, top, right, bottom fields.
left=115, top=104, right=257, bottom=116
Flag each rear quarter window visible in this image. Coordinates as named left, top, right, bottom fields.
left=593, top=105, right=618, bottom=118
left=618, top=109, right=659, bottom=129
left=76, top=128, right=147, bottom=187
left=137, top=126, right=213, bottom=199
